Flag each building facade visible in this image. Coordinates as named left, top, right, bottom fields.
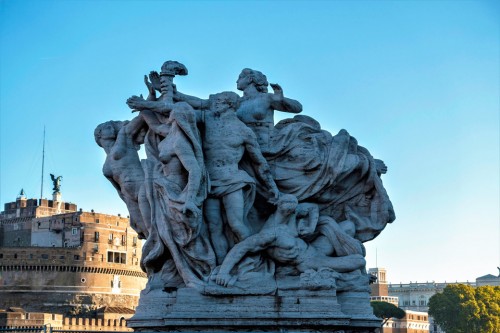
left=369, top=268, right=430, bottom=333
left=0, top=192, right=147, bottom=315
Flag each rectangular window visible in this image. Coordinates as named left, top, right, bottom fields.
left=72, top=227, right=78, bottom=235
left=41, top=254, right=49, bottom=259
left=107, top=251, right=126, bottom=264
left=121, top=235, right=126, bottom=245
left=94, top=232, right=99, bottom=242
left=132, top=236, right=137, bottom=246
left=95, top=218, right=99, bottom=223
left=108, top=233, right=113, bottom=241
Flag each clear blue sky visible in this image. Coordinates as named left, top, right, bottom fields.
left=1, top=0, right=498, bottom=284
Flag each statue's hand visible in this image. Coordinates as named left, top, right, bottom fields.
left=270, top=83, right=283, bottom=97
left=149, top=71, right=161, bottom=92
left=268, top=189, right=280, bottom=205
left=215, top=272, right=234, bottom=287
left=127, top=95, right=146, bottom=111
left=144, top=75, right=155, bottom=96
left=182, top=201, right=201, bottom=219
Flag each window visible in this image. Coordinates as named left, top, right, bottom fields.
left=14, top=253, right=18, bottom=259
left=121, top=235, right=126, bottom=245
left=72, top=227, right=78, bottom=235
left=108, top=233, right=114, bottom=242
left=74, top=255, right=80, bottom=260
left=94, top=232, right=99, bottom=242
left=107, top=251, right=126, bottom=264
left=41, top=254, right=49, bottom=259
left=95, top=218, right=100, bottom=223
left=132, top=236, right=137, bottom=246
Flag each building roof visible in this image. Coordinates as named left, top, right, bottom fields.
left=477, top=274, right=499, bottom=280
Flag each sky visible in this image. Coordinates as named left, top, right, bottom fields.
left=0, top=0, right=498, bottom=285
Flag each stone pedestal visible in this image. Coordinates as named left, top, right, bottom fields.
left=128, top=287, right=380, bottom=332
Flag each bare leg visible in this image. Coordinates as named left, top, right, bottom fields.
left=222, top=189, right=251, bottom=241
left=204, top=198, right=228, bottom=265
left=298, top=251, right=366, bottom=273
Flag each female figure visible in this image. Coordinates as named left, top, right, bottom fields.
left=236, top=68, right=302, bottom=151
left=94, top=116, right=150, bottom=239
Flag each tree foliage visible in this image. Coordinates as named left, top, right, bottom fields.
left=428, top=284, right=500, bottom=333
left=370, top=301, right=406, bottom=325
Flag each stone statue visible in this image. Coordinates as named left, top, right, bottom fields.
left=49, top=174, right=63, bottom=194
left=235, top=68, right=303, bottom=151
left=96, top=60, right=396, bottom=332
left=214, top=194, right=365, bottom=288
left=94, top=117, right=150, bottom=239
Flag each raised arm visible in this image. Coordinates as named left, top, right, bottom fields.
left=269, top=83, right=302, bottom=114
left=124, top=114, right=146, bottom=137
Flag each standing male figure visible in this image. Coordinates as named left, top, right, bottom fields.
left=202, top=91, right=279, bottom=264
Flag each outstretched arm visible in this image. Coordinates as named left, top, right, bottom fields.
left=127, top=95, right=176, bottom=113
left=216, top=231, right=276, bottom=287
left=269, top=83, right=302, bottom=114
left=174, top=91, right=210, bottom=110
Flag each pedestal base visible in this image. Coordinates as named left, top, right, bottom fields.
left=128, top=287, right=380, bottom=332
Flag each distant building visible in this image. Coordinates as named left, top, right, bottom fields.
left=475, top=268, right=500, bottom=286
left=0, top=307, right=133, bottom=331
left=376, top=268, right=499, bottom=333
left=369, top=267, right=430, bottom=333
left=0, top=191, right=147, bottom=316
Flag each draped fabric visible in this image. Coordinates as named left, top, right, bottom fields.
left=265, top=116, right=395, bottom=242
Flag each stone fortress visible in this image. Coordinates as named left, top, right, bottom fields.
left=0, top=188, right=147, bottom=321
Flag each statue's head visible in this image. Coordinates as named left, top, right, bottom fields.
left=237, top=68, right=268, bottom=93
left=160, top=60, right=188, bottom=77
left=209, top=91, right=240, bottom=112
left=276, top=194, right=298, bottom=217
left=94, top=121, right=126, bottom=146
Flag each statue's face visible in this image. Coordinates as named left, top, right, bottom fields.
left=297, top=218, right=313, bottom=237
left=236, top=72, right=251, bottom=91
left=210, top=95, right=229, bottom=113
left=279, top=200, right=297, bottom=216
left=160, top=75, right=173, bottom=94
left=100, top=123, right=116, bottom=140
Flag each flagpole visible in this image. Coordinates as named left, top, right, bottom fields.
left=40, top=126, right=45, bottom=199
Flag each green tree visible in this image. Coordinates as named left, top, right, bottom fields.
left=428, top=284, right=500, bottom=333
left=370, top=301, right=406, bottom=326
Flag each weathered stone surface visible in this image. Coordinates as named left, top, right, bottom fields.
left=96, top=60, right=395, bottom=331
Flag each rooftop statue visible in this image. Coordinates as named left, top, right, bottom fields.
left=96, top=60, right=395, bottom=332
left=50, top=174, right=63, bottom=194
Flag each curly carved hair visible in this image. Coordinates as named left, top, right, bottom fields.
left=240, top=68, right=269, bottom=93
